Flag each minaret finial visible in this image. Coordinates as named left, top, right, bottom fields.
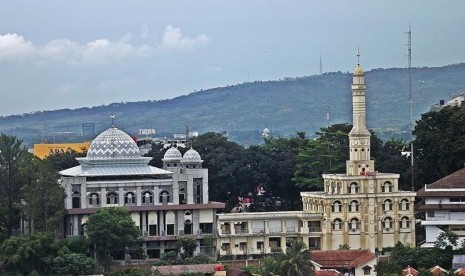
left=356, top=47, right=361, bottom=66
left=110, top=114, right=115, bottom=127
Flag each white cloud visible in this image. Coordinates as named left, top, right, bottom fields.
left=141, top=23, right=149, bottom=39
left=0, top=33, right=36, bottom=61
left=0, top=26, right=210, bottom=65
left=160, top=25, right=210, bottom=51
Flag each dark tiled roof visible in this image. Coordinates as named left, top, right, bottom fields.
left=67, top=202, right=225, bottom=215
left=311, top=250, right=375, bottom=269
left=155, top=264, right=218, bottom=275
left=316, top=269, right=344, bottom=276
left=417, top=167, right=465, bottom=197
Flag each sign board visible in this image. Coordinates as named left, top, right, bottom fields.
left=33, top=142, right=91, bottom=159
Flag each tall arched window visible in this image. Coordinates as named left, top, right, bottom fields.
left=332, top=219, right=342, bottom=230
left=332, top=201, right=342, bottom=212
left=142, top=191, right=153, bottom=205
left=159, top=191, right=171, bottom=204
left=106, top=192, right=118, bottom=205
left=399, top=199, right=410, bottom=211
left=349, top=200, right=359, bottom=212
left=383, top=199, right=393, bottom=211
left=336, top=182, right=342, bottom=194
left=400, top=216, right=410, bottom=229
left=382, top=217, right=393, bottom=230
left=349, top=182, right=359, bottom=194
left=350, top=218, right=359, bottom=231
left=382, top=181, right=392, bottom=193
left=124, top=192, right=136, bottom=206
left=88, top=193, right=100, bottom=206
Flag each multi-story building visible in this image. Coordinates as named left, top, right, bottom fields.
left=60, top=126, right=224, bottom=259
left=300, top=60, right=416, bottom=251
left=417, top=167, right=465, bottom=248
left=217, top=211, right=322, bottom=258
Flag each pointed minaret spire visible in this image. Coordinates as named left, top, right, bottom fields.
left=110, top=114, right=116, bottom=128
left=346, top=49, right=375, bottom=176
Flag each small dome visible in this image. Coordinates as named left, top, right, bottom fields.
left=163, top=147, right=182, bottom=160
left=354, top=65, right=364, bottom=75
left=87, top=127, right=140, bottom=159
left=183, top=148, right=202, bottom=161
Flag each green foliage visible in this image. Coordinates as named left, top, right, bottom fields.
left=0, top=232, right=69, bottom=275
left=418, top=268, right=433, bottom=276
left=387, top=242, right=453, bottom=271
left=338, top=244, right=351, bottom=250
left=0, top=134, right=26, bottom=240
left=280, top=240, right=314, bottom=276
left=19, top=153, right=65, bottom=233
left=108, top=267, right=154, bottom=276
left=413, top=107, right=465, bottom=188
left=258, top=256, right=281, bottom=276
left=60, top=236, right=91, bottom=254
left=52, top=253, right=96, bottom=276
left=176, top=237, right=198, bottom=259
left=86, top=207, right=141, bottom=270
left=374, top=260, right=402, bottom=276
left=44, top=150, right=85, bottom=171
left=435, top=230, right=459, bottom=248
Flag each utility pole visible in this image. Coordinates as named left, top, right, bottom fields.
left=406, top=23, right=415, bottom=191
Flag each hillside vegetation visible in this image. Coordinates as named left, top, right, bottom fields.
left=1, top=63, right=465, bottom=144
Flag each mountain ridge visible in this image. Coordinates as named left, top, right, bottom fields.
left=1, top=63, right=465, bottom=144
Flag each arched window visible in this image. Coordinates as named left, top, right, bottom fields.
left=331, top=182, right=336, bottom=194
left=383, top=199, right=393, bottom=211
left=107, top=192, right=118, bottom=205
left=400, top=216, right=410, bottom=229
left=332, top=201, right=342, bottom=212
left=399, top=199, right=410, bottom=211
left=349, top=200, right=359, bottom=212
left=332, top=219, right=342, bottom=230
left=349, top=182, right=359, bottom=194
left=159, top=191, right=171, bottom=204
left=382, top=217, right=393, bottom=230
left=349, top=218, right=359, bottom=231
left=142, top=191, right=153, bottom=205
left=124, top=192, right=136, bottom=206
left=88, top=193, right=100, bottom=206
left=336, top=182, right=342, bottom=194
left=382, top=181, right=392, bottom=193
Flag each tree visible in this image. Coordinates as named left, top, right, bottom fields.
left=176, top=237, right=198, bottom=259
left=0, top=232, right=68, bottom=275
left=413, top=107, right=465, bottom=188
left=258, top=256, right=281, bottom=276
left=86, top=207, right=141, bottom=270
left=0, top=134, right=25, bottom=240
left=53, top=253, right=96, bottom=276
left=434, top=230, right=459, bottom=249
left=374, top=259, right=402, bottom=276
left=338, top=244, right=351, bottom=250
left=280, top=240, right=314, bottom=276
left=19, top=153, right=65, bottom=233
left=45, top=150, right=85, bottom=171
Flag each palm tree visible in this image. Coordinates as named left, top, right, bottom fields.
left=259, top=256, right=281, bottom=276
left=280, top=240, right=314, bottom=276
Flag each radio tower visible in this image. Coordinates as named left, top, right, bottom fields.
left=406, top=23, right=414, bottom=191
left=319, top=55, right=323, bottom=75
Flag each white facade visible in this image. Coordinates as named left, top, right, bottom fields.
left=417, top=167, right=465, bottom=249
left=60, top=127, right=224, bottom=259
left=217, top=211, right=322, bottom=257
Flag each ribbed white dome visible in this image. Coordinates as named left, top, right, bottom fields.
left=163, top=147, right=182, bottom=160
left=87, top=127, right=140, bottom=159
left=183, top=148, right=202, bottom=161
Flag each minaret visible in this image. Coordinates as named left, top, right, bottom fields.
left=346, top=49, right=375, bottom=176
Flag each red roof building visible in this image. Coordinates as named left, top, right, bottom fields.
left=311, top=250, right=377, bottom=276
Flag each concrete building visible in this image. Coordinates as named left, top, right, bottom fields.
left=216, top=211, right=322, bottom=258
left=300, top=60, right=416, bottom=251
left=60, top=126, right=224, bottom=259
left=417, top=167, right=465, bottom=249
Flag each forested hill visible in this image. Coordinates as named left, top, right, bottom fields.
left=2, top=63, right=465, bottom=144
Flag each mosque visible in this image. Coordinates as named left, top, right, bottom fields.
left=60, top=127, right=224, bottom=259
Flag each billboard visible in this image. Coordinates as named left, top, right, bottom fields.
left=33, top=142, right=91, bottom=159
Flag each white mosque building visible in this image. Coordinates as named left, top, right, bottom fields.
left=60, top=126, right=224, bottom=259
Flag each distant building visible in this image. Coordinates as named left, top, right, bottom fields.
left=59, top=127, right=224, bottom=260
left=417, top=167, right=465, bottom=249
left=431, top=92, right=465, bottom=111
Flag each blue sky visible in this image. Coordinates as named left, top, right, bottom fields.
left=0, top=1, right=464, bottom=116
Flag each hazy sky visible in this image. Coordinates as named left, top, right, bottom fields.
left=0, top=1, right=464, bottom=116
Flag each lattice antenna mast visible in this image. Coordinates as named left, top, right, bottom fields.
left=319, top=54, right=323, bottom=75
left=406, top=23, right=415, bottom=191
